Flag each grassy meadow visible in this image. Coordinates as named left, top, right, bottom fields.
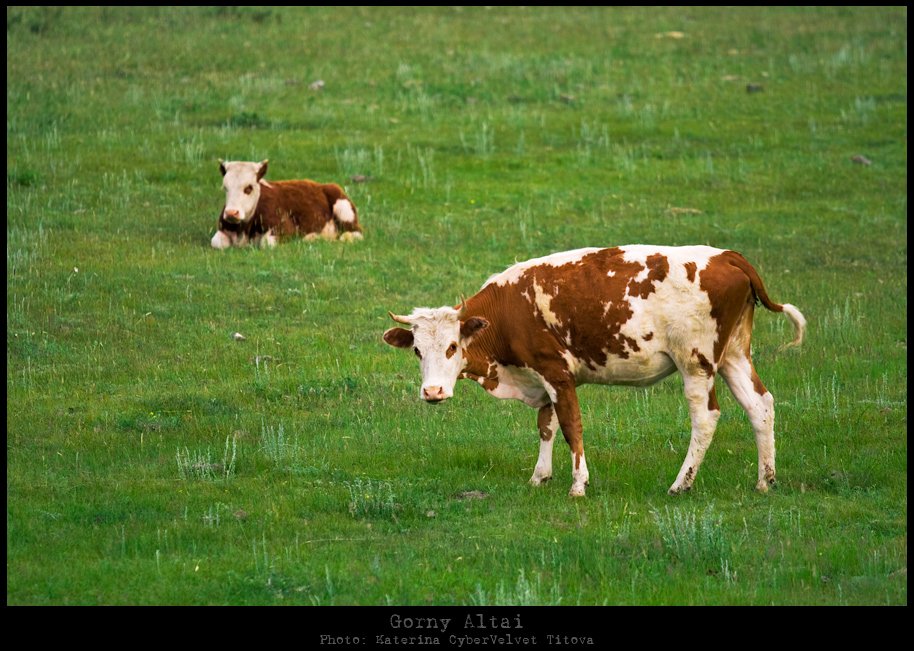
left=6, top=7, right=907, bottom=605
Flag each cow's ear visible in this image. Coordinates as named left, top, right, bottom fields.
left=219, top=159, right=227, bottom=176
left=383, top=327, right=414, bottom=349
left=460, top=316, right=489, bottom=340
left=257, top=160, right=269, bottom=181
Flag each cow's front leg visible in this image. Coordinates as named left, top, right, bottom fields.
left=211, top=229, right=233, bottom=249
left=530, top=404, right=557, bottom=486
left=552, top=385, right=589, bottom=497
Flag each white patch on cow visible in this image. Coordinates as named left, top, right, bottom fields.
left=211, top=230, right=232, bottom=249
left=483, top=362, right=552, bottom=408
left=531, top=410, right=557, bottom=486
left=221, top=161, right=265, bottom=223
left=333, top=199, right=356, bottom=223
left=483, top=247, right=601, bottom=288
left=532, top=281, right=562, bottom=329
left=569, top=451, right=589, bottom=497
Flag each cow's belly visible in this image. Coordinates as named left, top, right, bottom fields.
left=565, top=349, right=678, bottom=387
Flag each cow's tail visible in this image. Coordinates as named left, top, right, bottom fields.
left=729, top=251, right=806, bottom=349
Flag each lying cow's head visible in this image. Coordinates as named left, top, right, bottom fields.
left=219, top=159, right=268, bottom=223
left=383, top=305, right=488, bottom=403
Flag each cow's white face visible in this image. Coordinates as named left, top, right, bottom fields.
left=383, top=307, right=488, bottom=403
left=220, top=159, right=268, bottom=223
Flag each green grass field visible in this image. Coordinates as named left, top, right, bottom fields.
left=6, top=6, right=906, bottom=605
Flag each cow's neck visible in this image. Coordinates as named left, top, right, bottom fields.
left=248, top=184, right=275, bottom=233
left=461, top=286, right=507, bottom=376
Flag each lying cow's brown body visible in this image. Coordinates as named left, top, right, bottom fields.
left=384, top=245, right=806, bottom=496
left=212, top=160, right=362, bottom=248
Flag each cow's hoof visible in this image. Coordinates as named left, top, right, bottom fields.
left=340, top=231, right=363, bottom=243
left=755, top=479, right=770, bottom=493
left=667, top=484, right=692, bottom=496
left=529, top=475, right=552, bottom=486
left=568, top=485, right=586, bottom=497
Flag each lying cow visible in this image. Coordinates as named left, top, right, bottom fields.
left=383, top=245, right=805, bottom=496
left=211, top=159, right=362, bottom=249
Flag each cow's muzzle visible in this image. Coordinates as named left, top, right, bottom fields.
left=222, top=209, right=242, bottom=224
left=422, top=386, right=448, bottom=403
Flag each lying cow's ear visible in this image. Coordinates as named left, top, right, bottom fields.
left=383, top=327, right=414, bottom=349
left=257, top=160, right=269, bottom=181
left=219, top=159, right=227, bottom=176
left=460, top=316, right=489, bottom=340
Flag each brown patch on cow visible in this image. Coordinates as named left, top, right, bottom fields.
left=461, top=364, right=501, bottom=392
left=707, top=385, right=719, bottom=412
left=751, top=369, right=767, bottom=396
left=628, top=253, right=670, bottom=299
left=643, top=332, right=654, bottom=341
left=683, top=261, right=697, bottom=283
left=537, top=405, right=555, bottom=442
left=763, top=464, right=776, bottom=483
left=217, top=177, right=361, bottom=242
left=445, top=342, right=458, bottom=359
left=691, top=348, right=715, bottom=377
left=699, top=251, right=757, bottom=362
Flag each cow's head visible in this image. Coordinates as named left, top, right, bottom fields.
left=383, top=305, right=488, bottom=403
left=219, top=159, right=268, bottom=223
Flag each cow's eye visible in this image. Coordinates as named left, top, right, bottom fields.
left=447, top=343, right=458, bottom=355
left=413, top=347, right=422, bottom=359
left=244, top=185, right=254, bottom=194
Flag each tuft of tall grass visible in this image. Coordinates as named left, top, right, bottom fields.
left=345, top=478, right=398, bottom=520
left=651, top=503, right=730, bottom=565
left=259, top=420, right=298, bottom=465
left=175, top=435, right=238, bottom=481
left=469, top=568, right=563, bottom=606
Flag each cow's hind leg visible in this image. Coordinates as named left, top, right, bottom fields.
left=720, top=352, right=776, bottom=492
left=530, top=404, right=557, bottom=486
left=669, top=368, right=721, bottom=495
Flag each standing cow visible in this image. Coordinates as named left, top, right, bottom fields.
left=383, top=245, right=805, bottom=496
left=211, top=159, right=362, bottom=249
